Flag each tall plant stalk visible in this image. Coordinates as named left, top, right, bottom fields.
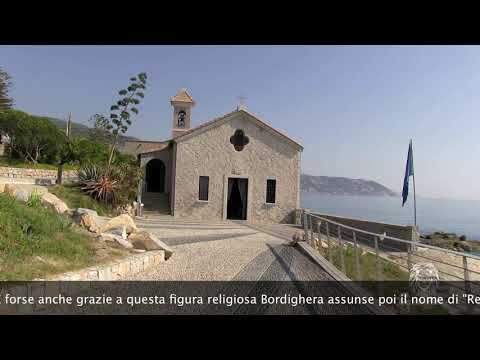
left=103, top=73, right=147, bottom=170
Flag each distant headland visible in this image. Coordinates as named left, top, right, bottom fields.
left=301, top=174, right=397, bottom=197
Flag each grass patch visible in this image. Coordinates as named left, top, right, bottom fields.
left=316, top=241, right=409, bottom=281
left=314, top=241, right=455, bottom=314
left=0, top=193, right=99, bottom=280
left=49, top=184, right=115, bottom=216
left=0, top=156, right=79, bottom=171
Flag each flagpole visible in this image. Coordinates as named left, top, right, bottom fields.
left=410, top=139, right=418, bottom=250
left=413, top=170, right=417, bottom=228
left=411, top=139, right=417, bottom=228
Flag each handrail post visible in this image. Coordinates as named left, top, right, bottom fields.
left=316, top=221, right=322, bottom=253
left=353, top=231, right=361, bottom=281
left=463, top=255, right=471, bottom=293
left=338, top=226, right=346, bottom=274
left=303, top=211, right=308, bottom=242
left=407, top=244, right=412, bottom=273
left=326, top=222, right=332, bottom=262
left=310, top=215, right=315, bottom=244
left=374, top=236, right=381, bottom=281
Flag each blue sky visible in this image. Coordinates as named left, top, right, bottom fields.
left=1, top=45, right=479, bottom=200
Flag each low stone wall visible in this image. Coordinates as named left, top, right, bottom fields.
left=0, top=166, right=78, bottom=184
left=298, top=209, right=414, bottom=251
left=38, top=250, right=165, bottom=281
left=0, top=251, right=165, bottom=314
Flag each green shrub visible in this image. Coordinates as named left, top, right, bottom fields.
left=26, top=191, right=42, bottom=208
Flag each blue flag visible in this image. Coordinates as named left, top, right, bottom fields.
left=402, top=140, right=414, bottom=206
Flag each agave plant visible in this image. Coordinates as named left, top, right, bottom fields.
left=78, top=163, right=101, bottom=183
left=81, top=173, right=119, bottom=205
left=78, top=161, right=142, bottom=207
left=78, top=163, right=116, bottom=205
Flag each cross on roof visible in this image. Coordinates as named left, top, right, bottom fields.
left=237, top=96, right=247, bottom=110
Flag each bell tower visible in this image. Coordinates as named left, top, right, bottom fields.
left=170, top=88, right=195, bottom=138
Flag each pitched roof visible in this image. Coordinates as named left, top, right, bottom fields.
left=173, top=108, right=303, bottom=151
left=122, top=140, right=170, bottom=156
left=170, top=88, right=195, bottom=104
left=140, top=143, right=171, bottom=154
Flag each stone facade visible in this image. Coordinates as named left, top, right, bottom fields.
left=172, top=111, right=302, bottom=223
left=133, top=89, right=303, bottom=224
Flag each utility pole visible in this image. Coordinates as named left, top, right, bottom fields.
left=56, top=113, right=72, bottom=185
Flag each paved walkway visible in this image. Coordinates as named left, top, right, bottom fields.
left=120, top=215, right=374, bottom=314
left=126, top=215, right=334, bottom=281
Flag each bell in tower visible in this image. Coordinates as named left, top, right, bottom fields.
left=170, top=88, right=195, bottom=138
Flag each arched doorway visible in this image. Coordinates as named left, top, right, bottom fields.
left=145, top=159, right=165, bottom=193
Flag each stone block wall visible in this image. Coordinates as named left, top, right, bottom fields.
left=0, top=166, right=78, bottom=183
left=0, top=251, right=166, bottom=314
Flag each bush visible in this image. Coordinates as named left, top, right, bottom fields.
left=459, top=235, right=467, bottom=241
left=71, top=138, right=110, bottom=165
left=26, top=191, right=42, bottom=208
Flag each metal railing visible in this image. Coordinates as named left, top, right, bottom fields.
left=301, top=210, right=480, bottom=296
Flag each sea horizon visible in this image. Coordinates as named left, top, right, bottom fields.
left=300, top=191, right=480, bottom=241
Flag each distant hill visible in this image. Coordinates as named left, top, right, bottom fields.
left=301, top=174, right=397, bottom=197
left=47, top=117, right=139, bottom=144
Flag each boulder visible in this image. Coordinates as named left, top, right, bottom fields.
left=80, top=213, right=99, bottom=233
left=456, top=242, right=472, bottom=252
left=72, top=208, right=102, bottom=233
left=74, top=208, right=100, bottom=218
left=118, top=202, right=136, bottom=217
left=41, top=192, right=70, bottom=214
left=97, top=214, right=138, bottom=235
left=98, top=233, right=133, bottom=249
left=288, top=232, right=303, bottom=246
left=127, top=231, right=173, bottom=259
left=3, top=184, right=31, bottom=202
left=3, top=183, right=17, bottom=196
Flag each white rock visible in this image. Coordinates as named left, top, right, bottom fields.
left=97, top=214, right=138, bottom=235
left=41, top=192, right=70, bottom=214
left=99, top=233, right=133, bottom=249
left=127, top=231, right=173, bottom=259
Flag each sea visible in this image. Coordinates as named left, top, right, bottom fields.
left=300, top=192, right=480, bottom=241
